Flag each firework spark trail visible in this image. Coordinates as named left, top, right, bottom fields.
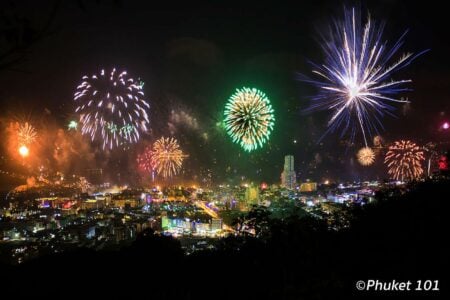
left=18, top=122, right=37, bottom=145
left=384, top=140, right=424, bottom=181
left=303, top=8, right=427, bottom=146
left=224, top=87, right=275, bottom=152
left=74, top=68, right=150, bottom=149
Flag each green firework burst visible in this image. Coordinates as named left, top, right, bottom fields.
left=224, top=87, right=275, bottom=152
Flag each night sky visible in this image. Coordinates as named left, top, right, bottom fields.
left=1, top=0, right=449, bottom=188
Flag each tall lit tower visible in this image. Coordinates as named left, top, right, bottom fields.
left=281, top=155, right=296, bottom=189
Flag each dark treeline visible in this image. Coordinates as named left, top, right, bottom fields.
left=1, top=179, right=448, bottom=299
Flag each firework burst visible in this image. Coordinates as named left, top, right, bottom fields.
left=137, top=145, right=154, bottom=173
left=357, top=147, right=375, bottom=166
left=18, top=122, right=37, bottom=145
left=151, top=137, right=187, bottom=178
left=384, top=140, right=424, bottom=181
left=224, top=87, right=275, bottom=152
left=74, top=68, right=150, bottom=149
left=303, top=8, right=426, bottom=146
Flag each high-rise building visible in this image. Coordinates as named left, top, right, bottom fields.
left=281, top=155, right=296, bottom=189
left=245, top=185, right=259, bottom=206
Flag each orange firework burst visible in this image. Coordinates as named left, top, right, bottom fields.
left=151, top=137, right=187, bottom=178
left=18, top=122, right=37, bottom=145
left=357, top=147, right=375, bottom=166
left=384, top=140, right=424, bottom=181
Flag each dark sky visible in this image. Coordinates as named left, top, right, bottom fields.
left=1, top=0, right=449, bottom=187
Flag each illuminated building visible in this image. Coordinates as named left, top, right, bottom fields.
left=162, top=218, right=192, bottom=232
left=300, top=182, right=317, bottom=192
left=112, top=198, right=139, bottom=208
left=281, top=155, right=296, bottom=189
left=161, top=215, right=169, bottom=230
left=194, top=222, right=210, bottom=234
left=81, top=199, right=105, bottom=210
left=4, top=228, right=21, bottom=240
left=35, top=197, right=79, bottom=209
left=211, top=218, right=223, bottom=231
left=61, top=207, right=77, bottom=216
left=182, top=219, right=191, bottom=231
left=245, top=184, right=259, bottom=206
